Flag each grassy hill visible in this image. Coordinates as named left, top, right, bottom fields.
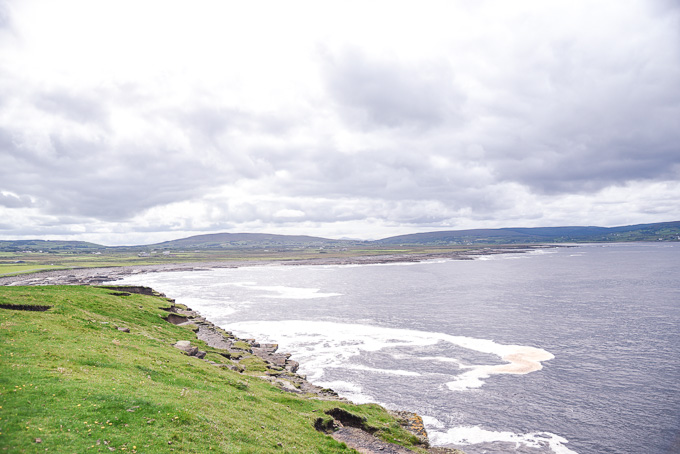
left=0, top=240, right=103, bottom=253
left=1, top=221, right=678, bottom=254
left=377, top=221, right=680, bottom=245
left=0, top=286, right=429, bottom=453
left=0, top=221, right=678, bottom=272
left=147, top=232, right=352, bottom=250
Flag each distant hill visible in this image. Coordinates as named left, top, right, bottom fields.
left=0, top=239, right=104, bottom=252
left=1, top=221, right=678, bottom=252
left=146, top=232, right=355, bottom=250
left=377, top=221, right=680, bottom=245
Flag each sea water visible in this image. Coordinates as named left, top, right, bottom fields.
left=112, top=243, right=680, bottom=454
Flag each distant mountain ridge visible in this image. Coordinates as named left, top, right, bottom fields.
left=149, top=232, right=345, bottom=249
left=1, top=221, right=678, bottom=251
left=0, top=239, right=104, bottom=252
left=376, top=221, right=680, bottom=245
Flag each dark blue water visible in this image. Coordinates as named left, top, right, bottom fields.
left=114, top=243, right=680, bottom=454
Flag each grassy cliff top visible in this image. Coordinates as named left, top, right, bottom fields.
left=0, top=286, right=429, bottom=453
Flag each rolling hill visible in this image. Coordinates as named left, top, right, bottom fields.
left=0, top=221, right=678, bottom=252
left=376, top=221, right=680, bottom=245
left=146, top=232, right=351, bottom=250
left=0, top=239, right=104, bottom=252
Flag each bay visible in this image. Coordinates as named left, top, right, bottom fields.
left=114, top=243, right=680, bottom=454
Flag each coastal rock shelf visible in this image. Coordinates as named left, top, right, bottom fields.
left=103, top=285, right=464, bottom=454
left=156, top=294, right=339, bottom=398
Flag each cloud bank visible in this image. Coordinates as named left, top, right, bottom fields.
left=0, top=0, right=678, bottom=245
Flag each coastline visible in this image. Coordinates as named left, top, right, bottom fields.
left=0, top=246, right=550, bottom=452
left=122, top=285, right=461, bottom=453
left=0, top=244, right=550, bottom=287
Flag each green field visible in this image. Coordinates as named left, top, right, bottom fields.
left=0, top=264, right=67, bottom=276
left=0, top=246, right=476, bottom=277
left=0, top=286, right=428, bottom=453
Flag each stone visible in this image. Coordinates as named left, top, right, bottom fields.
left=285, top=360, right=299, bottom=373
left=167, top=313, right=189, bottom=325
left=173, top=341, right=198, bottom=356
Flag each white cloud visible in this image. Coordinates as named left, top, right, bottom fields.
left=0, top=0, right=678, bottom=244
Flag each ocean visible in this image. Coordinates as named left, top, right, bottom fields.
left=113, top=243, right=680, bottom=454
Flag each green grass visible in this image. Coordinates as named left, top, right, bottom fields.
left=0, top=286, right=427, bottom=453
left=0, top=265, right=67, bottom=276
left=0, top=245, right=484, bottom=277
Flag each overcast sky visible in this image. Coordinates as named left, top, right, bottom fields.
left=1, top=0, right=679, bottom=245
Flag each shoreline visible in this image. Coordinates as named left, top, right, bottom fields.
left=111, top=286, right=464, bottom=453
left=0, top=246, right=550, bottom=453
left=0, top=244, right=551, bottom=287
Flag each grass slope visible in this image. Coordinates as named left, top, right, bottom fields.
left=0, top=286, right=424, bottom=453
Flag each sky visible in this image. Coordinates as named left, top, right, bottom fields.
left=0, top=0, right=679, bottom=245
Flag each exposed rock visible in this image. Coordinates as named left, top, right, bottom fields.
left=325, top=408, right=376, bottom=434
left=391, top=411, right=429, bottom=446
left=116, top=327, right=130, bottom=333
left=313, top=416, right=338, bottom=433
left=99, top=286, right=163, bottom=297
left=252, top=342, right=278, bottom=352
left=332, top=427, right=416, bottom=454
left=166, top=313, right=189, bottom=325
left=195, top=324, right=233, bottom=350
left=173, top=340, right=198, bottom=356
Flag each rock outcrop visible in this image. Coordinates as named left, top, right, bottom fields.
left=157, top=296, right=342, bottom=400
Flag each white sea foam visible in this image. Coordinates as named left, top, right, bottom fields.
left=318, top=258, right=451, bottom=269
left=473, top=248, right=558, bottom=261
left=225, top=282, right=342, bottom=299
left=313, top=380, right=375, bottom=404
left=428, top=426, right=579, bottom=454
left=421, top=415, right=445, bottom=429
left=228, top=320, right=553, bottom=390
left=178, top=297, right=238, bottom=316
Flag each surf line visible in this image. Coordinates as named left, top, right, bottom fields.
left=417, top=333, right=555, bottom=391
left=228, top=321, right=555, bottom=392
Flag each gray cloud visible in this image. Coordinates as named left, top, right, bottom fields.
left=321, top=49, right=465, bottom=131
left=461, top=5, right=680, bottom=195
left=176, top=105, right=297, bottom=140
left=35, top=90, right=110, bottom=126
left=1, top=125, right=224, bottom=220
left=0, top=0, right=11, bottom=30
left=0, top=0, right=679, bottom=243
left=0, top=192, right=32, bottom=208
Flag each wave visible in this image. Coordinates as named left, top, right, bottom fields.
left=425, top=423, right=578, bottom=454
left=221, top=282, right=342, bottom=299
left=227, top=320, right=566, bottom=451
left=227, top=320, right=553, bottom=390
